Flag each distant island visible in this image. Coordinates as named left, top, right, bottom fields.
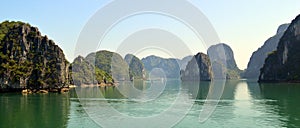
left=1, top=14, right=300, bottom=93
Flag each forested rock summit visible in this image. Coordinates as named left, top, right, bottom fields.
left=0, top=21, right=69, bottom=90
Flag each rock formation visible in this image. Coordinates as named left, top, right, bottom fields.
left=71, top=55, right=114, bottom=86
left=0, top=21, right=69, bottom=90
left=124, top=54, right=145, bottom=80
left=181, top=53, right=212, bottom=81
left=259, top=14, right=300, bottom=82
left=85, top=50, right=129, bottom=81
left=244, top=23, right=289, bottom=79
left=178, top=55, right=193, bottom=70
left=70, top=56, right=95, bottom=85
left=207, top=43, right=241, bottom=79
left=142, top=55, right=180, bottom=78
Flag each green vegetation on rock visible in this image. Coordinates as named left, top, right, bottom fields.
left=85, top=50, right=129, bottom=81
left=70, top=56, right=113, bottom=85
left=207, top=43, right=242, bottom=79
left=95, top=67, right=114, bottom=84
left=141, top=55, right=180, bottom=78
left=243, top=24, right=289, bottom=79
left=181, top=53, right=212, bottom=81
left=124, top=54, right=145, bottom=80
left=0, top=21, right=69, bottom=90
left=70, top=56, right=95, bottom=85
left=259, top=14, right=300, bottom=82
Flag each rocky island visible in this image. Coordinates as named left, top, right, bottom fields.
left=259, top=14, right=300, bottom=82
left=2, top=14, right=300, bottom=94
left=124, top=54, right=146, bottom=80
left=207, top=43, right=242, bottom=79
left=142, top=55, right=181, bottom=79
left=0, top=21, right=69, bottom=93
left=181, top=52, right=212, bottom=81
left=244, top=24, right=289, bottom=80
left=71, top=50, right=130, bottom=87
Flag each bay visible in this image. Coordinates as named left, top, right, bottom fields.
left=1, top=80, right=300, bottom=128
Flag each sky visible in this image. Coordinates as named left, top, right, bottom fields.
left=1, top=0, right=300, bottom=69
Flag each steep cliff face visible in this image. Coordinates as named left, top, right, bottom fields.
left=207, top=43, right=241, bottom=79
left=181, top=53, right=212, bottom=81
left=85, top=50, right=129, bottom=81
left=259, top=15, right=300, bottom=82
left=244, top=24, right=289, bottom=79
left=142, top=55, right=180, bottom=78
left=71, top=56, right=113, bottom=85
left=71, top=56, right=95, bottom=85
left=124, top=54, right=145, bottom=79
left=0, top=21, right=69, bottom=89
left=178, top=55, right=193, bottom=70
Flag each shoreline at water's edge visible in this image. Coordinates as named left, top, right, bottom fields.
left=0, top=81, right=121, bottom=93
left=0, top=87, right=70, bottom=94
left=258, top=80, right=300, bottom=83
left=78, top=81, right=120, bottom=88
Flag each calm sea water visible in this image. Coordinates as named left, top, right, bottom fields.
left=1, top=80, right=300, bottom=128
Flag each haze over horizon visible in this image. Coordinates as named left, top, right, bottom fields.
left=1, top=0, right=300, bottom=69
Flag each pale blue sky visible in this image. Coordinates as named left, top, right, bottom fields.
left=1, top=0, right=300, bottom=69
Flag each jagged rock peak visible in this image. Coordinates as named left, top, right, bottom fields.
left=277, top=23, right=290, bottom=34
left=181, top=52, right=212, bottom=81
left=207, top=43, right=239, bottom=70
left=0, top=21, right=69, bottom=89
left=243, top=23, right=289, bottom=79
left=259, top=14, right=300, bottom=82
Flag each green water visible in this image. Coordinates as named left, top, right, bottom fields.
left=1, top=80, right=300, bottom=128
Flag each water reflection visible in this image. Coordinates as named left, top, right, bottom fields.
left=72, top=79, right=196, bottom=128
left=256, top=83, right=300, bottom=127
left=2, top=80, right=299, bottom=128
left=246, top=81, right=300, bottom=127
left=246, top=81, right=262, bottom=99
left=67, top=89, right=99, bottom=128
left=178, top=80, right=300, bottom=127
left=0, top=93, right=70, bottom=128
